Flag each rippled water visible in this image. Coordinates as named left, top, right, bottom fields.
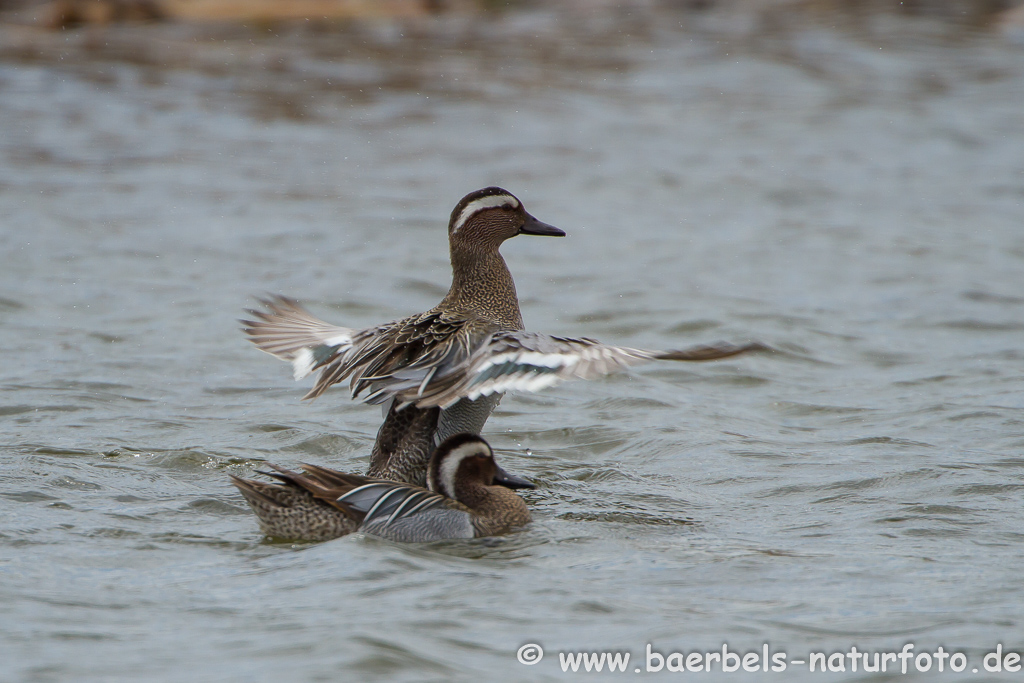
left=2, top=6, right=1024, bottom=681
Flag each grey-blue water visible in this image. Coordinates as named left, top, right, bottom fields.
left=2, top=6, right=1024, bottom=681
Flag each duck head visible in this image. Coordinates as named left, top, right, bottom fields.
left=447, top=187, right=564, bottom=254
left=427, top=433, right=536, bottom=500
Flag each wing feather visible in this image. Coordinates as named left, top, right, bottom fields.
left=397, top=334, right=767, bottom=409
left=243, top=295, right=765, bottom=408
left=242, top=295, right=357, bottom=380
left=337, top=481, right=447, bottom=528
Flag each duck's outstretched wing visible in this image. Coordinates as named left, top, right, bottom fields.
left=308, top=308, right=491, bottom=402
left=389, top=332, right=769, bottom=409
left=242, top=295, right=493, bottom=401
left=242, top=296, right=765, bottom=409
left=242, top=295, right=356, bottom=380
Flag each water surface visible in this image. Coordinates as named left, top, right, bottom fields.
left=2, top=6, right=1024, bottom=681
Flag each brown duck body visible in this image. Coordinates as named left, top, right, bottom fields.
left=231, top=434, right=533, bottom=543
left=366, top=246, right=527, bottom=485
left=230, top=473, right=359, bottom=541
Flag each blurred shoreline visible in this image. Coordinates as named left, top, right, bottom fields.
left=1, top=0, right=1022, bottom=82
left=0, top=0, right=1021, bottom=32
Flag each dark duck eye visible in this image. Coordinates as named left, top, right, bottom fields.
left=501, top=203, right=514, bottom=211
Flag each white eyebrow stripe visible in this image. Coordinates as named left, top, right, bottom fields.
left=451, top=195, right=518, bottom=234
left=436, top=441, right=487, bottom=497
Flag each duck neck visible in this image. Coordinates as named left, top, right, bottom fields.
left=453, top=480, right=492, bottom=510
left=467, top=486, right=532, bottom=535
left=441, top=246, right=524, bottom=330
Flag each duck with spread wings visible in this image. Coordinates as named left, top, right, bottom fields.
left=243, top=187, right=764, bottom=486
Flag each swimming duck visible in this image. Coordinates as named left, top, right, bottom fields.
left=243, top=187, right=762, bottom=486
left=230, top=433, right=534, bottom=542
